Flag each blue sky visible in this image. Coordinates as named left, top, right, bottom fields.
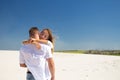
left=0, top=0, right=120, bottom=50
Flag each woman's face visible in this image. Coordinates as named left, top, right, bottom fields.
left=39, top=30, right=49, bottom=40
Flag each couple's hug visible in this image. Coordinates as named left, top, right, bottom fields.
left=19, top=27, right=55, bottom=80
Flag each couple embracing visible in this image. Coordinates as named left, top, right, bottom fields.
left=19, top=27, right=55, bottom=80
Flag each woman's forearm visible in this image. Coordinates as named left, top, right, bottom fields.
left=37, top=39, right=48, bottom=44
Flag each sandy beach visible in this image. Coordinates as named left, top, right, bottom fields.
left=0, top=50, right=120, bottom=80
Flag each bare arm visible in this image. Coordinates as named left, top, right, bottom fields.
left=22, top=40, right=30, bottom=44
left=36, top=39, right=48, bottom=44
left=47, top=58, right=55, bottom=80
left=22, top=38, right=41, bottom=49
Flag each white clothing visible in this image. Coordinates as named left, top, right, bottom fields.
left=47, top=41, right=53, bottom=49
left=19, top=44, right=52, bottom=80
left=45, top=41, right=53, bottom=79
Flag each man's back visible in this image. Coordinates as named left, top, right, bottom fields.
left=20, top=43, right=52, bottom=80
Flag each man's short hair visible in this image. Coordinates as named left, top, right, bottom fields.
left=29, top=27, right=39, bottom=37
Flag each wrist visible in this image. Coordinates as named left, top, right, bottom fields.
left=51, top=76, right=55, bottom=80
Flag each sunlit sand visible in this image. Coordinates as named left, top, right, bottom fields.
left=0, top=50, right=120, bottom=80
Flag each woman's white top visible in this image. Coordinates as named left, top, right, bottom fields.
left=45, top=41, right=53, bottom=79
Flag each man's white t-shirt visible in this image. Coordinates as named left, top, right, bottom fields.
left=19, top=43, right=52, bottom=80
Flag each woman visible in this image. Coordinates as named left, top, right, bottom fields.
left=39, top=28, right=55, bottom=80
left=39, top=28, right=54, bottom=53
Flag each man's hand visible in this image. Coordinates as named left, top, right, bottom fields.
left=20, top=63, right=27, bottom=67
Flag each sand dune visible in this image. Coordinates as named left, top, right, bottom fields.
left=0, top=50, right=120, bottom=80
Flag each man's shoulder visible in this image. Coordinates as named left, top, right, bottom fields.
left=20, top=44, right=33, bottom=50
left=21, top=44, right=31, bottom=47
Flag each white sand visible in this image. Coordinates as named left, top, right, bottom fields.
left=0, top=50, right=120, bottom=80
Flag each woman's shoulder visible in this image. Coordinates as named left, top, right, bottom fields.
left=47, top=40, right=53, bottom=48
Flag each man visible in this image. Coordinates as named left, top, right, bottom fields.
left=19, top=27, right=55, bottom=80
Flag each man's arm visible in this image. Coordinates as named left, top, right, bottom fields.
left=47, top=58, right=55, bottom=80
left=19, top=48, right=27, bottom=68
